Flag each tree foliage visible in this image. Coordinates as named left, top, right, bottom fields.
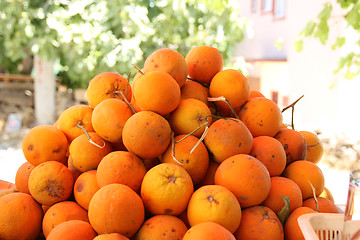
left=294, top=0, right=360, bottom=80
left=0, top=0, right=248, bottom=88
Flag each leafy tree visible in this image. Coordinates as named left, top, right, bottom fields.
left=294, top=0, right=360, bottom=80
left=0, top=0, right=248, bottom=88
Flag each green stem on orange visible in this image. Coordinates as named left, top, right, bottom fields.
left=308, top=180, right=319, bottom=212
left=113, top=90, right=137, bottom=114
left=190, top=123, right=209, bottom=154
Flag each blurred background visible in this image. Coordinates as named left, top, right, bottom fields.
left=0, top=0, right=359, bottom=205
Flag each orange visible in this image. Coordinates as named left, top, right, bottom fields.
left=187, top=185, right=241, bottom=233
left=143, top=48, right=188, bottom=87
left=284, top=207, right=316, bottom=240
left=42, top=201, right=90, bottom=238
left=122, top=111, right=172, bottom=159
left=185, top=45, right=224, bottom=85
left=183, top=221, right=235, bottom=240
left=198, top=160, right=220, bottom=186
left=92, top=98, right=133, bottom=143
left=262, top=176, right=303, bottom=214
left=203, top=118, right=253, bottom=164
left=214, top=154, right=270, bottom=208
left=140, top=163, right=194, bottom=215
left=168, top=98, right=212, bottom=138
left=28, top=161, right=74, bottom=206
left=46, top=220, right=97, bottom=240
left=274, top=128, right=307, bottom=165
left=234, top=206, right=284, bottom=240
left=15, top=161, right=34, bottom=194
left=319, top=186, right=335, bottom=203
left=22, top=124, right=69, bottom=166
left=88, top=183, right=145, bottom=238
left=0, top=192, right=43, bottom=240
left=239, top=97, right=283, bottom=137
left=73, top=170, right=100, bottom=210
left=282, top=160, right=325, bottom=200
left=249, top=135, right=287, bottom=176
left=209, top=69, right=250, bottom=116
left=302, top=197, right=339, bottom=213
left=67, top=155, right=82, bottom=182
left=69, top=132, right=113, bottom=172
left=96, top=151, right=147, bottom=192
left=133, top=215, right=188, bottom=240
left=94, top=233, right=129, bottom=240
left=133, top=70, right=181, bottom=116
left=0, top=179, right=16, bottom=192
left=181, top=80, right=209, bottom=105
left=299, top=130, right=324, bottom=164
left=161, top=134, right=209, bottom=185
left=56, top=104, right=94, bottom=143
left=248, top=90, right=265, bottom=99
left=86, top=71, right=132, bottom=108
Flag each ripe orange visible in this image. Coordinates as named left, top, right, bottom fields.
left=187, top=185, right=241, bottom=233
left=94, top=233, right=129, bottom=240
left=56, top=104, right=94, bottom=143
left=302, top=197, right=339, bottom=213
left=168, top=98, right=212, bottom=138
left=234, top=206, right=284, bottom=240
left=28, top=161, right=74, bottom=206
left=299, top=130, right=324, bottom=164
left=203, top=118, right=253, bottom=164
left=262, top=176, right=303, bottom=214
left=274, top=128, right=307, bottom=165
left=69, top=132, right=113, bottom=172
left=73, top=170, right=99, bottom=210
left=0, top=192, right=43, bottom=240
left=161, top=134, right=209, bottom=185
left=42, top=201, right=90, bottom=238
left=239, top=97, right=283, bottom=137
left=133, top=71, right=181, bottom=116
left=185, top=45, right=224, bottom=85
left=46, top=220, right=97, bottom=240
left=122, top=111, right=172, bottom=159
left=15, top=161, right=34, bottom=194
left=86, top=72, right=132, bottom=108
left=92, top=98, right=133, bottom=143
left=214, top=154, right=271, bottom=208
left=143, top=48, right=188, bottom=88
left=282, top=160, right=325, bottom=200
left=248, top=90, right=265, bottom=99
left=22, top=124, right=69, bottom=166
left=319, top=186, right=335, bottom=203
left=183, top=221, right=236, bottom=240
left=209, top=69, right=250, bottom=116
left=198, top=160, right=220, bottom=186
left=181, top=80, right=210, bottom=105
left=133, top=215, right=188, bottom=240
left=249, top=135, right=287, bottom=176
left=96, top=151, right=147, bottom=192
left=88, top=183, right=145, bottom=238
left=140, top=163, right=194, bottom=216
left=284, top=207, right=316, bottom=240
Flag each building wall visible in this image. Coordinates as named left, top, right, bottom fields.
left=236, top=0, right=360, bottom=141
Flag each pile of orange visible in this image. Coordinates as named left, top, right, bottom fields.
left=0, top=46, right=339, bottom=240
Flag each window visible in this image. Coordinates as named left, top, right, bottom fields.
left=251, top=0, right=257, bottom=12
left=261, top=0, right=273, bottom=13
left=271, top=91, right=279, bottom=104
left=274, top=0, right=286, bottom=19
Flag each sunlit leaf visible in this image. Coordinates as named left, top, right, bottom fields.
left=294, top=39, right=304, bottom=52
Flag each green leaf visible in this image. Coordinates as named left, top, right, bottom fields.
left=318, top=2, right=333, bottom=20
left=331, top=36, right=346, bottom=50
left=345, top=4, right=360, bottom=30
left=314, top=18, right=329, bottom=44
left=294, top=39, right=304, bottom=52
left=301, top=20, right=316, bottom=37
left=277, top=195, right=291, bottom=225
